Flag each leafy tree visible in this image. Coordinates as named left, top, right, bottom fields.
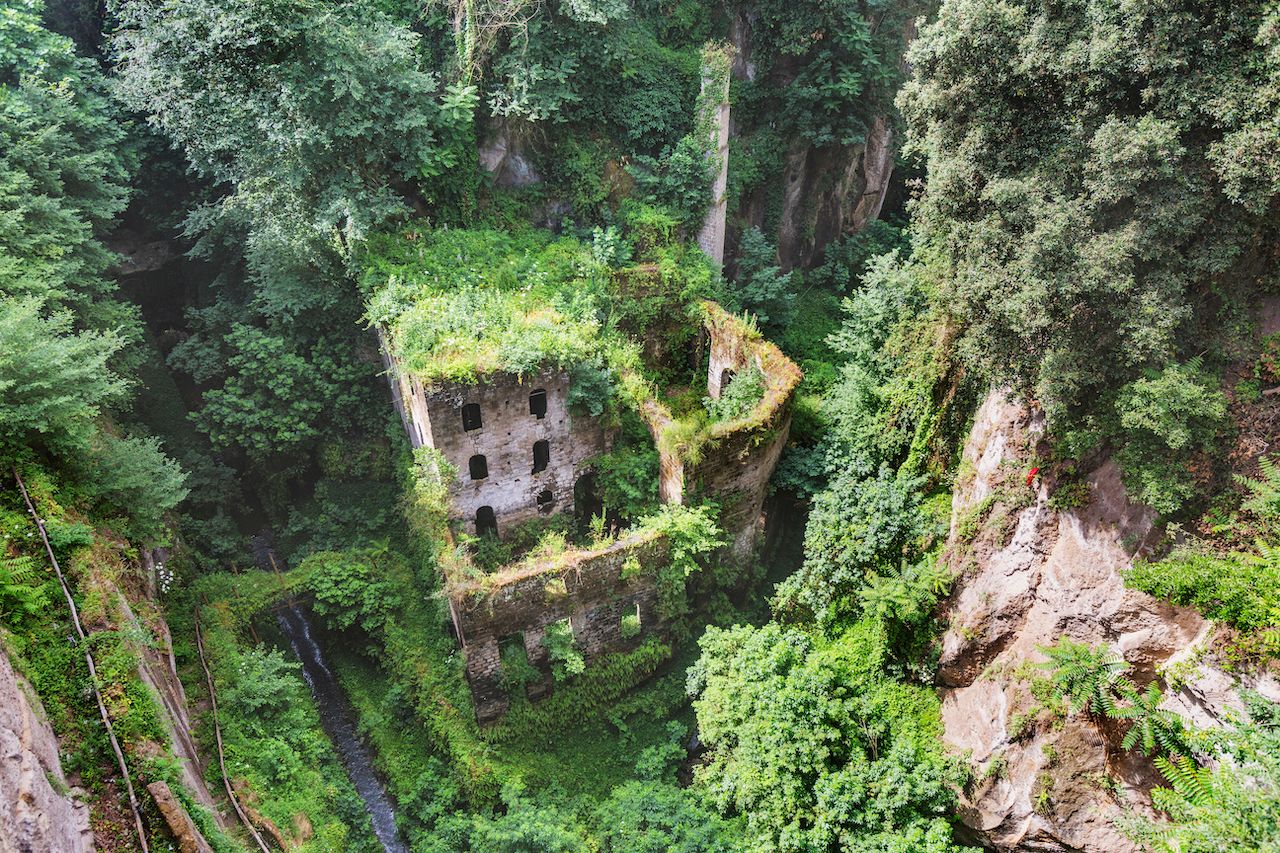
left=730, top=228, right=794, bottom=330
left=1, top=0, right=134, bottom=328
left=0, top=297, right=126, bottom=457
left=303, top=548, right=402, bottom=636
left=437, top=788, right=592, bottom=852
left=688, top=622, right=973, bottom=853
left=112, top=0, right=477, bottom=275
left=901, top=0, right=1280, bottom=425
left=594, top=780, right=742, bottom=853
left=78, top=433, right=189, bottom=543
left=1112, top=359, right=1228, bottom=513
left=778, top=465, right=926, bottom=622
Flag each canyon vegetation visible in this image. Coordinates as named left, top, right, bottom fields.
left=1, top=0, right=1278, bottom=851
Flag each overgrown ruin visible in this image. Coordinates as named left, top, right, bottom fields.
left=381, top=299, right=800, bottom=722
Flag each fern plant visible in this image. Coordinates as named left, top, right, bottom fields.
left=0, top=554, right=49, bottom=620
left=1236, top=455, right=1280, bottom=521
left=1152, top=753, right=1214, bottom=809
left=1038, top=638, right=1133, bottom=717
left=1114, top=683, right=1192, bottom=757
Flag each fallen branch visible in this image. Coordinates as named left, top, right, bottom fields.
left=193, top=609, right=273, bottom=853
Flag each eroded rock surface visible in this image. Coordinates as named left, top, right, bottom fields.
left=0, top=644, right=93, bottom=853
left=939, top=390, right=1206, bottom=852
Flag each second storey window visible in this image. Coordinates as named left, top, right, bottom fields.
left=532, top=440, right=550, bottom=474
left=529, top=389, right=547, bottom=419
left=461, top=402, right=482, bottom=431
left=469, top=454, right=488, bottom=481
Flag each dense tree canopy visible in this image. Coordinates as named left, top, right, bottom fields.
left=902, top=0, right=1280, bottom=423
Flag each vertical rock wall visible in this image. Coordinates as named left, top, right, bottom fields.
left=0, top=644, right=93, bottom=853
left=937, top=390, right=1280, bottom=852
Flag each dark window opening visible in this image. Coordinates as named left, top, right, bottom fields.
left=532, top=440, right=550, bottom=474
left=719, top=369, right=736, bottom=395
left=475, top=505, right=498, bottom=537
left=536, top=489, right=554, bottom=513
left=468, top=454, right=488, bottom=481
left=529, top=389, right=547, bottom=419
left=461, top=402, right=482, bottom=431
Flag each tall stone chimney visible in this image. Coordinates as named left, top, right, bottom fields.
left=696, top=44, right=733, bottom=270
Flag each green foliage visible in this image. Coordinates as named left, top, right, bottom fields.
left=303, top=548, right=402, bottom=637
left=704, top=364, right=766, bottom=423
left=1126, top=542, right=1280, bottom=635
left=689, top=622, right=973, bottom=853
left=1114, top=682, right=1192, bottom=757
left=1113, top=359, right=1228, bottom=514
left=729, top=0, right=923, bottom=149
left=1125, top=694, right=1280, bottom=852
left=821, top=253, right=953, bottom=480
left=78, top=434, right=188, bottom=544
left=0, top=553, right=48, bottom=619
left=0, top=296, right=126, bottom=457
left=113, top=0, right=477, bottom=280
left=779, top=466, right=926, bottom=622
left=499, top=639, right=541, bottom=693
left=586, top=412, right=660, bottom=522
left=203, top=634, right=378, bottom=850
left=634, top=503, right=721, bottom=621
left=592, top=779, right=742, bottom=852
left=730, top=228, right=795, bottom=331
left=1037, top=638, right=1133, bottom=718
left=629, top=133, right=712, bottom=226
left=543, top=619, right=585, bottom=682
left=364, top=227, right=619, bottom=385
left=902, top=0, right=1280, bottom=425
left=1237, top=455, right=1280, bottom=521
left=0, top=0, right=133, bottom=326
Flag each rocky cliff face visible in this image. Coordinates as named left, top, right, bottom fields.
left=938, top=390, right=1278, bottom=852
left=0, top=644, right=93, bottom=853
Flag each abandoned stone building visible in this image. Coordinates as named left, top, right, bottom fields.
left=380, top=300, right=801, bottom=723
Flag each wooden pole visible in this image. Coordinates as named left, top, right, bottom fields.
left=13, top=468, right=151, bottom=853
left=192, top=610, right=272, bottom=853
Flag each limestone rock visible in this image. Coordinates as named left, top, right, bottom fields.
left=0, top=644, right=93, bottom=853
left=939, top=390, right=1210, bottom=852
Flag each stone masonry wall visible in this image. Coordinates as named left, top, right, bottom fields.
left=452, top=533, right=670, bottom=723
left=393, top=364, right=609, bottom=537
left=647, top=303, right=801, bottom=561
left=697, top=306, right=798, bottom=558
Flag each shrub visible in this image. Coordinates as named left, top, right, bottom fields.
left=543, top=619, right=585, bottom=681
left=704, top=364, right=766, bottom=423
left=1114, top=359, right=1227, bottom=514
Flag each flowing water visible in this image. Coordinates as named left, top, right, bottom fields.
left=277, top=603, right=410, bottom=853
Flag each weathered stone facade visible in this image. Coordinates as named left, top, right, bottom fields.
left=383, top=358, right=609, bottom=536
left=452, top=532, right=670, bottom=723
left=649, top=303, right=802, bottom=561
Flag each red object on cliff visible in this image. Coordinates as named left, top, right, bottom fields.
left=1026, top=467, right=1040, bottom=487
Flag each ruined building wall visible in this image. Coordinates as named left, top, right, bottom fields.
left=452, top=533, right=671, bottom=723
left=382, top=355, right=610, bottom=536
left=651, top=303, right=802, bottom=561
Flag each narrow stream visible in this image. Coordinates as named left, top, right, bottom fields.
left=277, top=603, right=409, bottom=853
